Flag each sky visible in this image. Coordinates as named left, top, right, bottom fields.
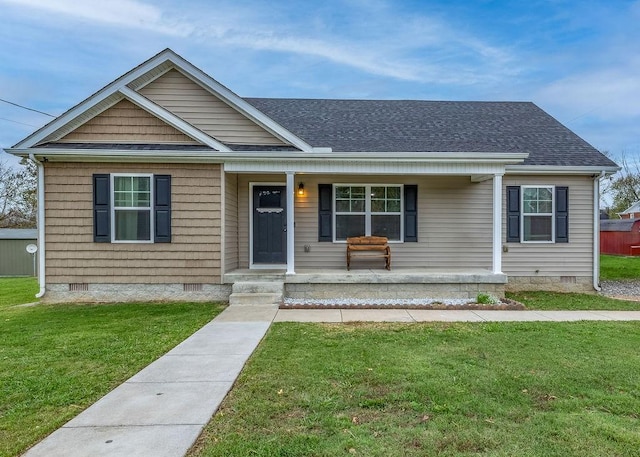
left=1, top=0, right=639, bottom=167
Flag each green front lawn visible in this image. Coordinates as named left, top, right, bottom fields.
left=190, top=322, right=640, bottom=457
left=601, top=254, right=640, bottom=280
left=0, top=276, right=39, bottom=308
left=0, top=298, right=224, bottom=457
left=508, top=291, right=640, bottom=310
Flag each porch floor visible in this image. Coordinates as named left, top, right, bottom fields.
left=224, top=268, right=507, bottom=285
left=224, top=267, right=507, bottom=301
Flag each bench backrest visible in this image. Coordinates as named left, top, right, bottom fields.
left=346, top=236, right=388, bottom=245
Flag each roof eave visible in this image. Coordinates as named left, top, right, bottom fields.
left=6, top=148, right=529, bottom=164
left=506, top=164, right=620, bottom=175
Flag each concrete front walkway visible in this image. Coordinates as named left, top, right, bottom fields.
left=23, top=306, right=640, bottom=457
left=24, top=305, right=279, bottom=457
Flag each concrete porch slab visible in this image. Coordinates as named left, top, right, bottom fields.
left=23, top=424, right=204, bottom=457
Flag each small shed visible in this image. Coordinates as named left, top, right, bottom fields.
left=600, top=219, right=640, bottom=256
left=0, top=229, right=38, bottom=276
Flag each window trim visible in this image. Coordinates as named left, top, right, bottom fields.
left=110, top=173, right=155, bottom=244
left=332, top=183, right=404, bottom=243
left=521, top=185, right=555, bottom=243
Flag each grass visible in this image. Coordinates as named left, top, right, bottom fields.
left=0, top=291, right=225, bottom=457
left=190, top=322, right=640, bottom=457
left=0, top=276, right=39, bottom=308
left=601, top=254, right=640, bottom=280
left=507, top=291, right=640, bottom=310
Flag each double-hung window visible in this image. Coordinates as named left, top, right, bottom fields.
left=112, top=174, right=153, bottom=242
left=334, top=184, right=402, bottom=241
left=522, top=186, right=554, bottom=242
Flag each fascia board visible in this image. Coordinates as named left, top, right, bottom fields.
left=119, top=87, right=230, bottom=151
left=8, top=148, right=528, bottom=162
left=506, top=165, right=620, bottom=175
left=12, top=49, right=180, bottom=149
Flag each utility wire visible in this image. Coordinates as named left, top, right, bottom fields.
left=0, top=98, right=55, bottom=117
left=0, top=116, right=39, bottom=127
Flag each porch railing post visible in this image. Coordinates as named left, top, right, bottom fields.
left=286, top=172, right=295, bottom=275
left=492, top=173, right=503, bottom=274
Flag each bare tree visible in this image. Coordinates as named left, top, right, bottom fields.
left=0, top=158, right=37, bottom=228
left=602, top=152, right=640, bottom=218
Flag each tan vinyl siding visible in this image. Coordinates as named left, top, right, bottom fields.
left=59, top=99, right=198, bottom=143
left=45, top=162, right=221, bottom=284
left=502, top=175, right=594, bottom=277
left=224, top=173, right=239, bottom=272
left=236, top=174, right=493, bottom=269
left=138, top=69, right=286, bottom=146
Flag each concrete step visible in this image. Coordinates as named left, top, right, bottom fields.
left=231, top=281, right=284, bottom=294
left=229, top=292, right=283, bottom=306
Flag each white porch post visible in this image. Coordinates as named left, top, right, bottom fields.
left=286, top=172, right=295, bottom=275
left=492, top=173, right=503, bottom=274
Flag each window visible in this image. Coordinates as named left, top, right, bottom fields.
left=522, top=186, right=554, bottom=242
left=93, top=173, right=171, bottom=243
left=334, top=185, right=402, bottom=241
left=112, top=174, right=152, bottom=242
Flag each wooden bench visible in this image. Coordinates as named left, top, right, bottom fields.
left=346, top=236, right=391, bottom=270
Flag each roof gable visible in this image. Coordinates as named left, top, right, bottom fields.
left=59, top=99, right=198, bottom=144
left=138, top=69, right=285, bottom=146
left=13, top=49, right=313, bottom=152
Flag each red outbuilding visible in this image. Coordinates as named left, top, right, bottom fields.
left=600, top=218, right=640, bottom=256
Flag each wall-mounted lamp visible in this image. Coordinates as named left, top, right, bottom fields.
left=297, top=182, right=305, bottom=196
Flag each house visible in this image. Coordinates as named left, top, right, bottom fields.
left=618, top=201, right=640, bottom=219
left=0, top=228, right=38, bottom=276
left=5, top=49, right=619, bottom=303
left=600, top=219, right=640, bottom=256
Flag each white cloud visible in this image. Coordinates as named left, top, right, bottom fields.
left=0, top=0, right=517, bottom=85
left=1, top=0, right=192, bottom=36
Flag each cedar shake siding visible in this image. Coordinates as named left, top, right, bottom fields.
left=59, top=99, right=198, bottom=144
left=235, top=174, right=494, bottom=270
left=139, top=69, right=286, bottom=146
left=45, top=162, right=222, bottom=284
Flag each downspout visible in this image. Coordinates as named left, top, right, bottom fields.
left=592, top=171, right=605, bottom=292
left=29, top=154, right=46, bottom=298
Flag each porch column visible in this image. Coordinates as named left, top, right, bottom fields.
left=286, top=172, right=295, bottom=275
left=492, top=173, right=503, bottom=274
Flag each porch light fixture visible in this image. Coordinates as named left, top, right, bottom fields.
left=297, top=182, right=305, bottom=196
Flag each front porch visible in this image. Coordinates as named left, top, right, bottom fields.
left=224, top=267, right=507, bottom=301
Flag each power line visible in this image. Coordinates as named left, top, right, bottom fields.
left=0, top=116, right=39, bottom=127
left=0, top=98, right=55, bottom=117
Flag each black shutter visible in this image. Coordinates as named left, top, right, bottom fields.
left=404, top=185, right=418, bottom=242
left=93, top=174, right=111, bottom=243
left=318, top=184, right=332, bottom=241
left=555, top=186, right=569, bottom=243
left=506, top=186, right=520, bottom=242
left=154, top=175, right=171, bottom=243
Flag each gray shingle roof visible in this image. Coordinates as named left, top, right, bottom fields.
left=0, top=228, right=37, bottom=239
left=600, top=219, right=640, bottom=232
left=244, top=98, right=617, bottom=167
